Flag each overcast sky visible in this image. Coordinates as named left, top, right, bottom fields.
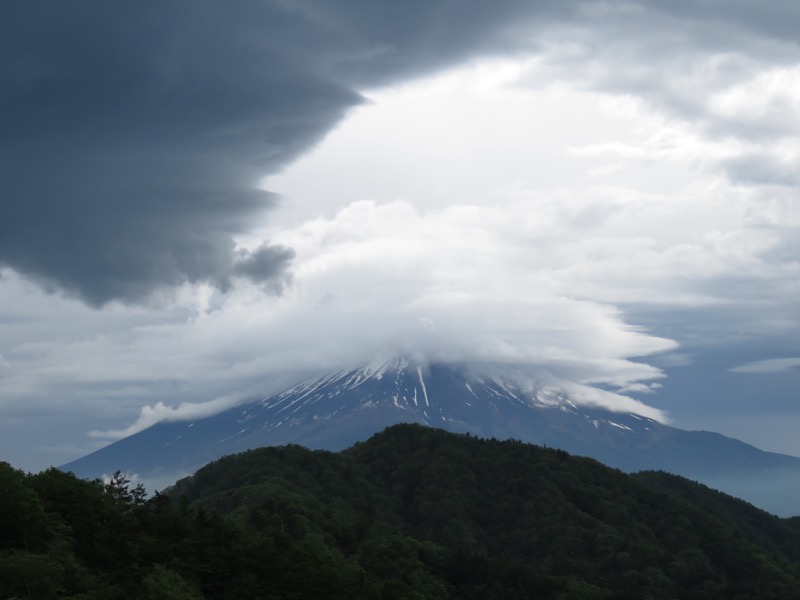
left=2, top=1, right=799, bottom=471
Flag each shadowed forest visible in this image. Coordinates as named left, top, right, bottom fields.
left=3, top=424, right=800, bottom=599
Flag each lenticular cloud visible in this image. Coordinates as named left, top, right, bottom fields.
left=254, top=199, right=676, bottom=408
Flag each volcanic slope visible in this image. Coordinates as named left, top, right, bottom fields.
left=62, top=360, right=800, bottom=515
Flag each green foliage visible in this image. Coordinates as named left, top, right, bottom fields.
left=4, top=425, right=800, bottom=598
left=0, top=462, right=54, bottom=552
left=0, top=549, right=64, bottom=599
left=169, top=424, right=800, bottom=599
left=633, top=470, right=800, bottom=564
left=140, top=565, right=204, bottom=600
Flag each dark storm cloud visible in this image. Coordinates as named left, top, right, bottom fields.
left=234, top=243, right=296, bottom=287
left=652, top=0, right=800, bottom=45
left=0, top=2, right=355, bottom=304
left=281, top=0, right=568, bottom=85
left=1, top=0, right=553, bottom=305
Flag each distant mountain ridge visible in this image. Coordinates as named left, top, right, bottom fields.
left=61, top=360, right=800, bottom=515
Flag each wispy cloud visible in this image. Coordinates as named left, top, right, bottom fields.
left=90, top=394, right=245, bottom=441
left=730, top=357, right=800, bottom=374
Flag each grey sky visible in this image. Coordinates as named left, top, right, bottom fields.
left=1, top=1, right=799, bottom=471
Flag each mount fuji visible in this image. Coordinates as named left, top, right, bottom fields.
left=61, top=360, right=800, bottom=515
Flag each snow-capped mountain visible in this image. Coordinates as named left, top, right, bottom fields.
left=61, top=360, right=800, bottom=514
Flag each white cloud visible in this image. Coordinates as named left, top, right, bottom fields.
left=0, top=193, right=679, bottom=431
left=90, top=394, right=244, bottom=441
left=710, top=66, right=800, bottom=134
left=555, top=381, right=665, bottom=421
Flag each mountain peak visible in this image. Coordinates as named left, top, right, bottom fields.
left=61, top=360, right=800, bottom=516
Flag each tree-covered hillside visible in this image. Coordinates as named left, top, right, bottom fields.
left=4, top=423, right=800, bottom=598
left=174, top=424, right=800, bottom=599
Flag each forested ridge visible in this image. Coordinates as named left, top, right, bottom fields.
left=3, top=423, right=800, bottom=598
